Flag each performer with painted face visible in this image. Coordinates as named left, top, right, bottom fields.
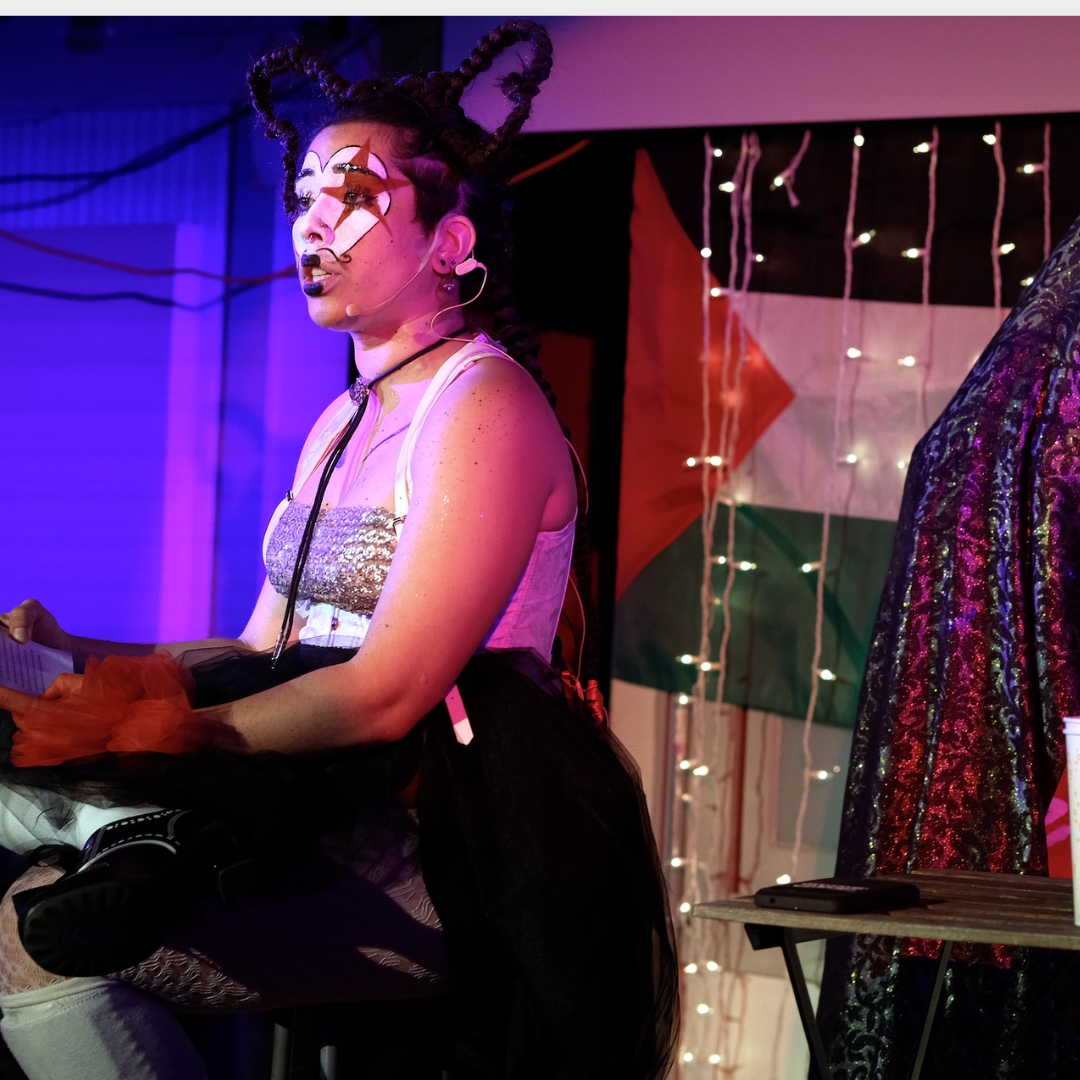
left=0, top=22, right=677, bottom=1080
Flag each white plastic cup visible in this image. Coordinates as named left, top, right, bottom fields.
left=1063, top=717, right=1080, bottom=925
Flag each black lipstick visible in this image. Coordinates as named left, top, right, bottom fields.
left=300, top=253, right=321, bottom=268
left=303, top=282, right=324, bottom=296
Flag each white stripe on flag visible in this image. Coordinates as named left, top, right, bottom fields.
left=730, top=292, right=1003, bottom=522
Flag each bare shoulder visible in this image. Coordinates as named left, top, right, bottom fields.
left=409, top=351, right=576, bottom=528
left=421, top=352, right=565, bottom=451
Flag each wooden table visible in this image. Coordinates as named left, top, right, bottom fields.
left=694, top=869, right=1080, bottom=1080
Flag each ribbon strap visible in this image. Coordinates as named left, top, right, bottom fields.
left=444, top=684, right=474, bottom=746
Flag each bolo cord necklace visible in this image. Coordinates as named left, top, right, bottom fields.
left=271, top=336, right=449, bottom=666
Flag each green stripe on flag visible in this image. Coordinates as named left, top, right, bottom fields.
left=612, top=505, right=896, bottom=728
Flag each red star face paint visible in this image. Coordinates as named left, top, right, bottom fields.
left=292, top=140, right=411, bottom=273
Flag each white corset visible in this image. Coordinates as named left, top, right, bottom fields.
left=263, top=335, right=575, bottom=658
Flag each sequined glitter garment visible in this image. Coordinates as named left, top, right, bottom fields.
left=265, top=502, right=397, bottom=619
left=817, top=215, right=1080, bottom=1079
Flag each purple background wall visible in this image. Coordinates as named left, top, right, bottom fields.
left=0, top=56, right=350, bottom=643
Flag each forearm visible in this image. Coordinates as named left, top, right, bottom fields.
left=205, top=661, right=427, bottom=755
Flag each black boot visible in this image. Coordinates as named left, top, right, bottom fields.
left=13, top=809, right=257, bottom=977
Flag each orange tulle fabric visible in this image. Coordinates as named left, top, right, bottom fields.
left=10, top=653, right=207, bottom=767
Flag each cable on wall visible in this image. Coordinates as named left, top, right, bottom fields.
left=991, top=121, right=1006, bottom=322
left=790, top=126, right=861, bottom=880
left=771, top=129, right=812, bottom=208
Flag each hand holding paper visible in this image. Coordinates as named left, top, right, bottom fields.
left=0, top=632, right=74, bottom=696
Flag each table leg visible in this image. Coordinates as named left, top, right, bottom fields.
left=778, top=928, right=832, bottom=1080
left=910, top=939, right=952, bottom=1080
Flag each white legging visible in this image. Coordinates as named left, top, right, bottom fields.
left=0, top=781, right=147, bottom=856
left=0, top=783, right=197, bottom=1080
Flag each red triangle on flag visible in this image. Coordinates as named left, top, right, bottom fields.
left=617, top=149, right=795, bottom=599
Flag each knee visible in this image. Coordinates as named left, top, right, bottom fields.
left=0, top=865, right=67, bottom=995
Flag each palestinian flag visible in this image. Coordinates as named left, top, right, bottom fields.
left=613, top=118, right=1080, bottom=732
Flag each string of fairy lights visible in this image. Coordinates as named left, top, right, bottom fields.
left=670, top=120, right=1055, bottom=1076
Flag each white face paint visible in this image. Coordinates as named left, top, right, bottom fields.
left=292, top=141, right=409, bottom=263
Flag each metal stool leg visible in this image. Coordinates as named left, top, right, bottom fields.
left=319, top=1042, right=339, bottom=1080
left=777, top=929, right=832, bottom=1080
left=910, top=940, right=952, bottom=1080
left=270, top=1011, right=292, bottom=1080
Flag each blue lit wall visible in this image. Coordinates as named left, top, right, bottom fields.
left=0, top=32, right=354, bottom=644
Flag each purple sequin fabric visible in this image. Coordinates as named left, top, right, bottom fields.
left=820, top=216, right=1080, bottom=1077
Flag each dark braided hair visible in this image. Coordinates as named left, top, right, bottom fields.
left=247, top=21, right=603, bottom=696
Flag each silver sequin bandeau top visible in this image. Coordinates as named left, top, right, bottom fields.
left=264, top=501, right=397, bottom=617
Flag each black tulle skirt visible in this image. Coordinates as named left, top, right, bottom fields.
left=0, top=645, right=678, bottom=1080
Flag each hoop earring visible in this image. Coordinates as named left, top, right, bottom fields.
left=430, top=263, right=488, bottom=337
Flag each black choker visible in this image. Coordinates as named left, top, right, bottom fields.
left=348, top=337, right=447, bottom=406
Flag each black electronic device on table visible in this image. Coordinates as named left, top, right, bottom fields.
left=754, top=877, right=920, bottom=914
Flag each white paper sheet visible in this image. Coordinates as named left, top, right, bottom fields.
left=0, top=634, right=74, bottom=695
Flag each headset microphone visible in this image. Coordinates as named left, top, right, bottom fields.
left=454, top=256, right=484, bottom=276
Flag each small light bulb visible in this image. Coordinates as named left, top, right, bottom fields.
left=843, top=453, right=858, bottom=464
left=914, top=142, right=930, bottom=154
left=846, top=347, right=862, bottom=359
left=738, top=560, right=756, bottom=571
left=1021, top=163, right=1036, bottom=174
left=671, top=857, right=684, bottom=867
left=699, top=661, right=713, bottom=672
left=677, top=693, right=690, bottom=705
left=679, top=902, right=692, bottom=914
left=683, top=1052, right=694, bottom=1063
left=679, top=654, right=695, bottom=665
left=855, top=230, right=875, bottom=246
left=833, top=764, right=841, bottom=772
left=697, top=1003, right=710, bottom=1015
left=692, top=765, right=709, bottom=776
left=719, top=181, right=735, bottom=193
left=710, top=286, right=721, bottom=297
left=708, top=454, right=723, bottom=466
left=680, top=759, right=691, bottom=770
left=999, top=242, right=1016, bottom=255
left=816, top=769, right=830, bottom=780
left=898, top=460, right=906, bottom=469
left=700, top=246, right=712, bottom=258
left=705, top=960, right=720, bottom=972
left=853, top=133, right=865, bottom=147
left=800, top=561, right=820, bottom=573
left=712, top=147, right=723, bottom=158
left=819, top=668, right=837, bottom=681
left=983, top=133, right=997, bottom=145
left=776, top=874, right=792, bottom=885
left=898, top=355, right=916, bottom=367
left=684, top=962, right=698, bottom=974
left=773, top=175, right=786, bottom=186
left=754, top=253, right=765, bottom=263
left=714, top=554, right=727, bottom=565
left=685, top=456, right=697, bottom=467
left=709, top=1054, right=722, bottom=1065
left=902, top=247, right=922, bottom=259
left=1020, top=276, right=1035, bottom=287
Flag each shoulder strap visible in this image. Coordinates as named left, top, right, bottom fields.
left=392, top=335, right=512, bottom=536
left=262, top=393, right=355, bottom=561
